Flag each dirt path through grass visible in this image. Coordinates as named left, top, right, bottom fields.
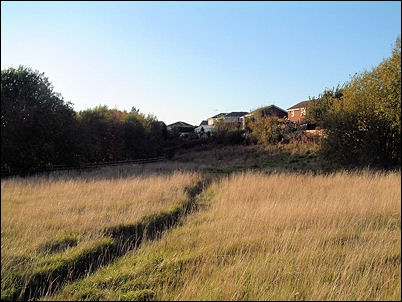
left=2, top=177, right=211, bottom=301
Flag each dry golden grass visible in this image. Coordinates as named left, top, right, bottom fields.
left=166, top=171, right=401, bottom=300
left=49, top=170, right=401, bottom=301
left=1, top=171, right=200, bottom=274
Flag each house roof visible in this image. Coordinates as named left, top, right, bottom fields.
left=251, top=104, right=287, bottom=114
left=167, top=121, right=194, bottom=128
left=209, top=113, right=226, bottom=119
left=224, top=111, right=248, bottom=117
left=287, top=100, right=312, bottom=110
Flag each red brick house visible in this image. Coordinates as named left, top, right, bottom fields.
left=286, top=100, right=312, bottom=122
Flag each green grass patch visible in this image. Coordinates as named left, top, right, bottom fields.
left=37, top=234, right=79, bottom=254
left=1, top=238, right=117, bottom=301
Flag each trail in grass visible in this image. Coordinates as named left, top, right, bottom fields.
left=5, top=178, right=211, bottom=301
left=47, top=171, right=401, bottom=301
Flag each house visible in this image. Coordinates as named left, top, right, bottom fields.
left=166, top=121, right=195, bottom=137
left=207, top=113, right=226, bottom=126
left=242, top=105, right=287, bottom=128
left=195, top=120, right=214, bottom=137
left=166, top=121, right=194, bottom=132
left=223, top=112, right=249, bottom=125
left=286, top=100, right=312, bottom=122
left=194, top=124, right=215, bottom=138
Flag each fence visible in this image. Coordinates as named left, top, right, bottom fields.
left=1, top=156, right=166, bottom=178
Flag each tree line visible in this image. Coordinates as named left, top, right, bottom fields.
left=308, top=37, right=401, bottom=169
left=2, top=37, right=400, bottom=172
left=1, top=66, right=167, bottom=173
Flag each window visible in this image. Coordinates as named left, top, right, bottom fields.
left=301, top=108, right=306, bottom=116
left=291, top=111, right=295, bottom=117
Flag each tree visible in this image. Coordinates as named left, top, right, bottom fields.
left=213, top=119, right=245, bottom=145
left=123, top=111, right=147, bottom=159
left=245, top=112, right=293, bottom=145
left=322, top=37, right=401, bottom=168
left=307, top=85, right=343, bottom=128
left=1, top=66, right=79, bottom=172
left=78, top=106, right=167, bottom=162
left=77, top=106, right=127, bottom=162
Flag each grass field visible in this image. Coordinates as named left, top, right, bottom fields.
left=1, top=171, right=201, bottom=300
left=1, top=144, right=401, bottom=301
left=44, top=170, right=401, bottom=301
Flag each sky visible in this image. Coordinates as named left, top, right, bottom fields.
left=1, top=1, right=401, bottom=126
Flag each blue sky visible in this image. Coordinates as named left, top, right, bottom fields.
left=1, top=1, right=401, bottom=125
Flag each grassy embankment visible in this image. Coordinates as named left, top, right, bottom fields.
left=170, top=142, right=325, bottom=173
left=47, top=170, right=401, bottom=301
left=1, top=171, right=202, bottom=300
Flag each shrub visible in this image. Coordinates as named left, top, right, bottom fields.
left=213, top=120, right=245, bottom=145
left=246, top=115, right=294, bottom=145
